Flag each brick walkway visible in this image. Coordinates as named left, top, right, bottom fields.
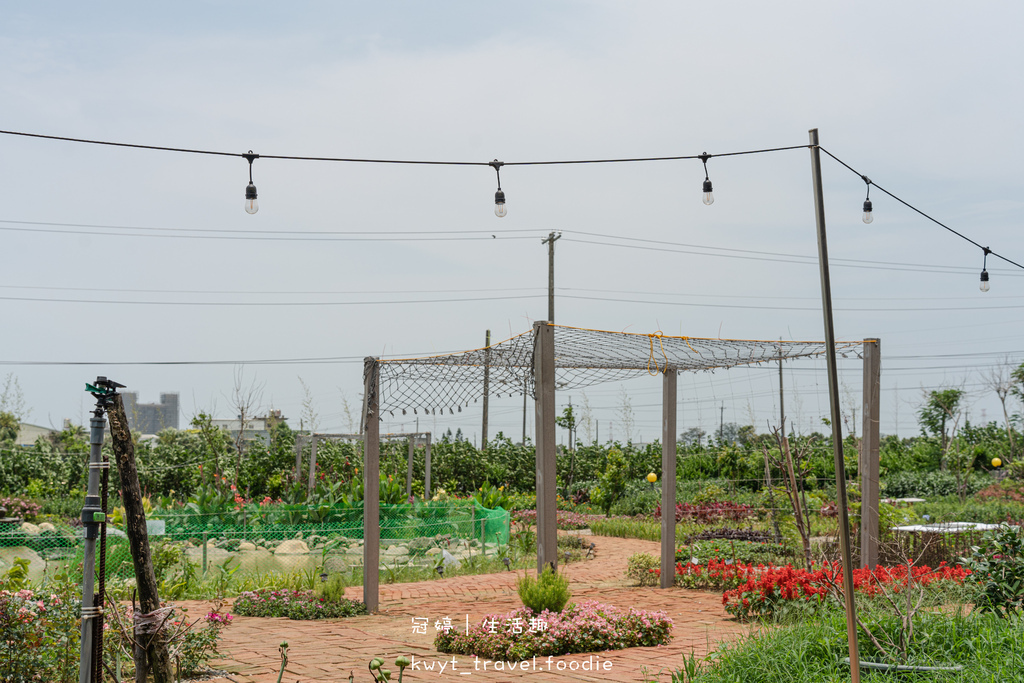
left=195, top=535, right=748, bottom=683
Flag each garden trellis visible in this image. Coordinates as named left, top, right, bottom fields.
left=359, top=322, right=881, bottom=610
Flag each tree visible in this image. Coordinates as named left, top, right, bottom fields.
left=679, top=427, right=706, bottom=447
left=616, top=388, right=635, bottom=445
left=917, top=388, right=964, bottom=469
left=0, top=373, right=29, bottom=424
left=985, top=359, right=1017, bottom=462
left=228, top=366, right=265, bottom=488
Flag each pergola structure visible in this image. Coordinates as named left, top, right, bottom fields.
left=295, top=431, right=433, bottom=498
left=359, top=322, right=879, bottom=609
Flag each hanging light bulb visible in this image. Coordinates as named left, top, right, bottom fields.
left=861, top=175, right=873, bottom=224
left=980, top=247, right=991, bottom=292
left=490, top=159, right=506, bottom=217
left=243, top=151, right=259, bottom=215
left=699, top=152, right=714, bottom=205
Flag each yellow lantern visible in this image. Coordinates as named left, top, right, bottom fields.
left=646, top=472, right=658, bottom=483
left=992, top=458, right=1002, bottom=468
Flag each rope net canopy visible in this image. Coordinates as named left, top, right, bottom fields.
left=376, top=324, right=865, bottom=417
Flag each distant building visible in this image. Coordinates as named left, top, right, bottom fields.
left=15, top=422, right=57, bottom=446
left=211, top=410, right=286, bottom=444
left=122, top=392, right=180, bottom=434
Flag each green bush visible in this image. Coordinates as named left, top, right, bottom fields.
left=516, top=567, right=571, bottom=613
left=625, top=553, right=660, bottom=587
left=961, top=523, right=1024, bottom=618
left=882, top=470, right=992, bottom=498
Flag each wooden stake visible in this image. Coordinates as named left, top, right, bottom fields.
left=107, top=393, right=173, bottom=683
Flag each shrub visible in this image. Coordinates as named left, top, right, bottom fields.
left=960, top=523, right=1024, bottom=618
left=626, top=553, right=661, bottom=586
left=434, top=601, right=672, bottom=661
left=517, top=567, right=571, bottom=613
left=677, top=539, right=789, bottom=565
left=0, top=496, right=41, bottom=521
left=881, top=471, right=991, bottom=498
left=233, top=588, right=367, bottom=619
left=654, top=501, right=755, bottom=523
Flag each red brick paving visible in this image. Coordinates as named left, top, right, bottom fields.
left=191, top=535, right=748, bottom=682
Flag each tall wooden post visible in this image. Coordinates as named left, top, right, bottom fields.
left=860, top=338, right=881, bottom=568
left=810, top=127, right=861, bottom=680
left=362, top=358, right=381, bottom=612
left=424, top=432, right=432, bottom=499
left=294, top=435, right=304, bottom=482
left=534, top=321, right=557, bottom=573
left=482, top=330, right=491, bottom=449
left=406, top=437, right=415, bottom=498
left=307, top=435, right=318, bottom=495
left=108, top=394, right=173, bottom=683
left=660, top=367, right=677, bottom=588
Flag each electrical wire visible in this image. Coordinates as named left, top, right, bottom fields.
left=820, top=147, right=1024, bottom=271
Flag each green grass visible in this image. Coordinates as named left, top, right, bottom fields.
left=683, top=608, right=1024, bottom=683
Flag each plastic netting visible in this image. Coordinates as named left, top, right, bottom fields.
left=378, top=324, right=865, bottom=415
left=0, top=502, right=509, bottom=582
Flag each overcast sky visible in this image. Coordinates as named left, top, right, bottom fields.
left=2, top=2, right=1022, bottom=444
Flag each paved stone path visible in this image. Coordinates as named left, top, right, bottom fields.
left=194, top=534, right=748, bottom=683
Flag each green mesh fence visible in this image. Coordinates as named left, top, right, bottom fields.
left=0, top=502, right=510, bottom=583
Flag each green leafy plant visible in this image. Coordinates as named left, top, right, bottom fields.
left=473, top=481, right=510, bottom=510
left=961, top=523, right=1024, bottom=618
left=591, top=447, right=628, bottom=516
left=517, top=566, right=571, bottom=613
left=626, top=553, right=661, bottom=586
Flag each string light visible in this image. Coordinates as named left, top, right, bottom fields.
left=861, top=175, right=873, bottom=224
left=980, top=247, right=991, bottom=292
left=699, top=152, right=714, bottom=205
left=0, top=128, right=1019, bottom=282
left=243, top=151, right=259, bottom=215
left=490, top=160, right=506, bottom=217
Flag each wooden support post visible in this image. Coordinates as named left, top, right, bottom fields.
left=406, top=437, right=414, bottom=498
left=108, top=394, right=173, bottom=683
left=660, top=367, right=677, bottom=589
left=534, top=321, right=557, bottom=574
left=294, top=435, right=304, bottom=482
left=307, top=435, right=318, bottom=495
left=362, top=358, right=381, bottom=613
left=861, top=338, right=881, bottom=568
left=482, top=330, right=491, bottom=450
left=424, top=433, right=432, bottom=499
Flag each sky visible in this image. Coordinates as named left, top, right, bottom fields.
left=1, top=1, right=1023, bottom=444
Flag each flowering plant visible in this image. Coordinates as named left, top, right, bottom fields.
left=722, top=561, right=971, bottom=620
left=435, top=601, right=672, bottom=661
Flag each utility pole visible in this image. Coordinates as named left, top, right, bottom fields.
left=541, top=232, right=562, bottom=322
left=482, top=330, right=491, bottom=450
left=522, top=374, right=528, bottom=445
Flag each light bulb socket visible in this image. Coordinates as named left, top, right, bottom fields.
left=981, top=269, right=989, bottom=284
left=246, top=181, right=258, bottom=200
left=862, top=199, right=872, bottom=213
left=702, top=179, right=713, bottom=193
left=494, top=189, right=505, bottom=205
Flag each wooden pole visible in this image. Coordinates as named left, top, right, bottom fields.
left=534, top=321, right=557, bottom=573
left=809, top=127, right=861, bottom=680
left=861, top=338, right=881, bottom=568
left=362, top=358, right=381, bottom=612
left=406, top=437, right=414, bottom=498
left=660, top=367, right=677, bottom=588
left=482, top=330, right=491, bottom=450
left=107, top=394, right=174, bottom=683
left=294, top=435, right=304, bottom=482
left=307, top=435, right=318, bottom=495
left=424, top=432, right=432, bottom=499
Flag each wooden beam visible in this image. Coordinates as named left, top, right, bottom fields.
left=860, top=338, right=881, bottom=568
left=534, top=321, right=557, bottom=573
left=661, top=368, right=677, bottom=588
left=362, top=358, right=381, bottom=612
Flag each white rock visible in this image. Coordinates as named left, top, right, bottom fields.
left=425, top=547, right=442, bottom=556
left=274, top=539, right=310, bottom=555
left=37, top=522, right=56, bottom=533
left=19, top=522, right=40, bottom=535
left=238, top=541, right=257, bottom=551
